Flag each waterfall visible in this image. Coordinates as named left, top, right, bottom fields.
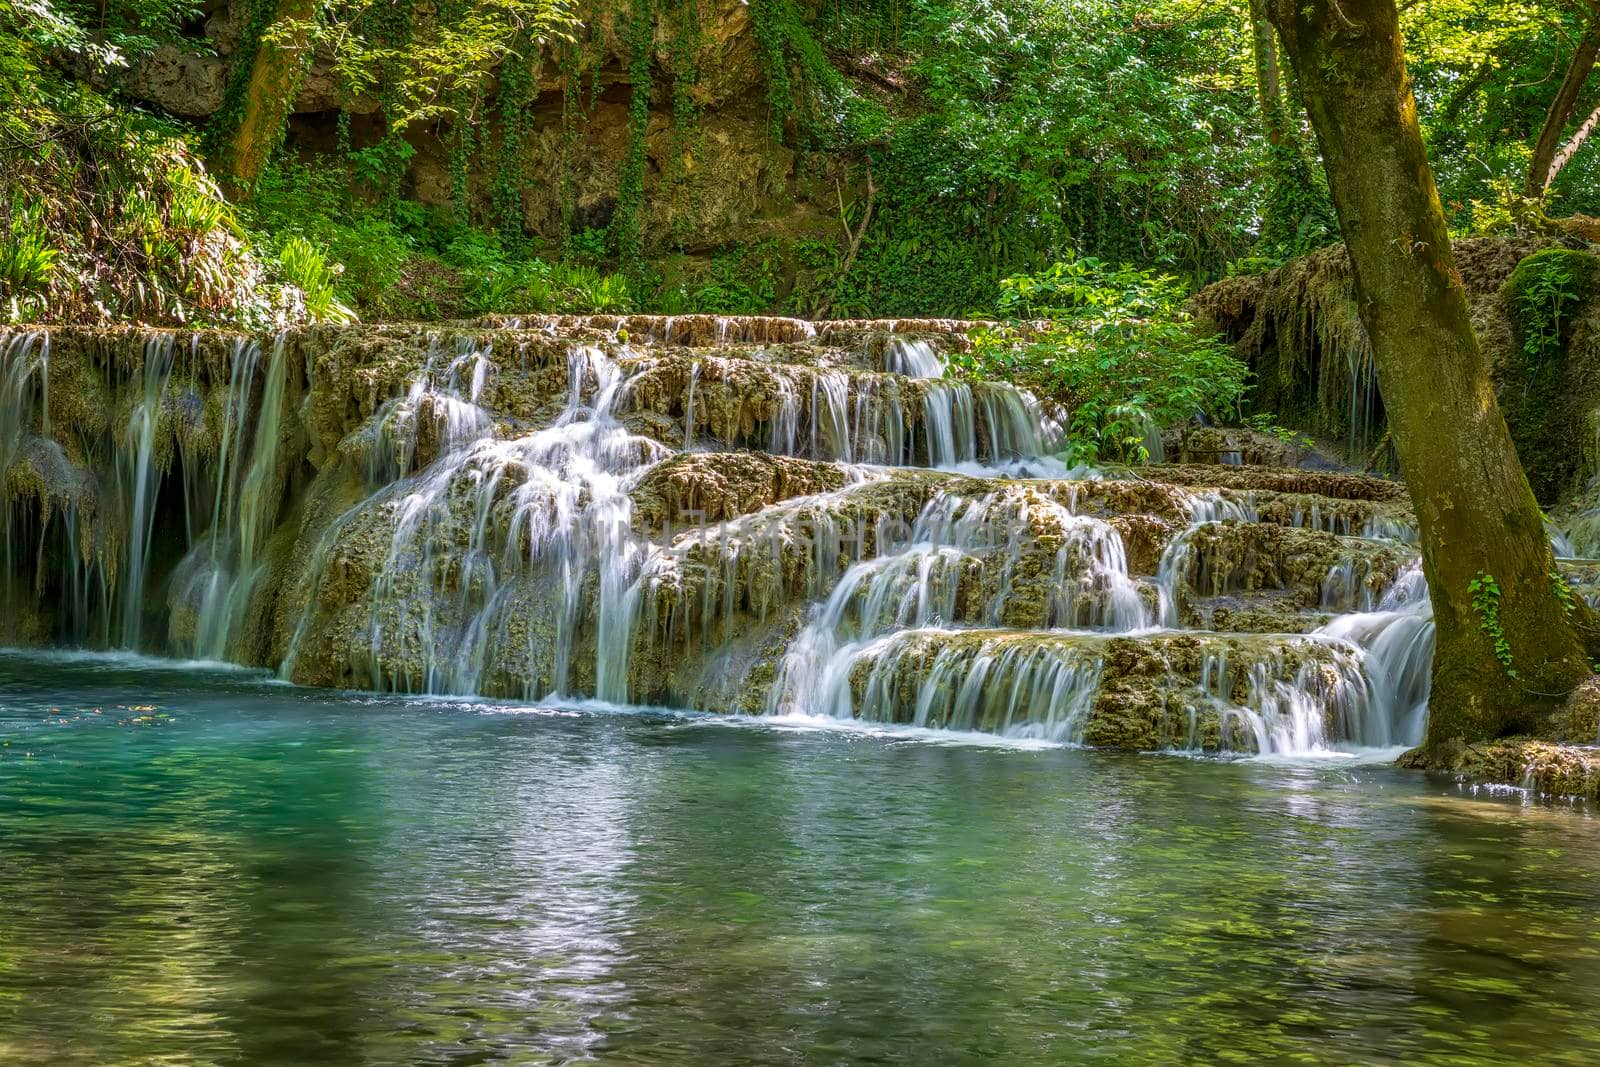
left=117, top=334, right=178, bottom=649
left=683, top=361, right=700, bottom=451
left=0, top=332, right=49, bottom=471
left=182, top=334, right=291, bottom=660
left=884, top=337, right=946, bottom=378
left=282, top=339, right=669, bottom=701
left=840, top=630, right=1106, bottom=741
left=768, top=488, right=1154, bottom=719
left=6, top=318, right=1445, bottom=759
left=1314, top=562, right=1433, bottom=748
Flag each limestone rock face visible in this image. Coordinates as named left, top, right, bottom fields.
left=0, top=316, right=1520, bottom=765
left=105, top=44, right=228, bottom=118
left=489, top=105, right=798, bottom=252
left=118, top=0, right=832, bottom=255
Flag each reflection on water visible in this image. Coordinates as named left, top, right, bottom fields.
left=1, top=650, right=1597, bottom=1064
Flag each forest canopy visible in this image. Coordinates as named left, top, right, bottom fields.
left=3, top=0, right=1600, bottom=325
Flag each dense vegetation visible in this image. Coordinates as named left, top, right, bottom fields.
left=7, top=0, right=1600, bottom=452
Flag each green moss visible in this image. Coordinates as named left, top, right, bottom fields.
left=1498, top=248, right=1600, bottom=503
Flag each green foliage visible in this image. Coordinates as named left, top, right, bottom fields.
left=1496, top=249, right=1599, bottom=503
left=443, top=231, right=633, bottom=313
left=0, top=2, right=272, bottom=324
left=248, top=162, right=413, bottom=311
left=1468, top=570, right=1516, bottom=678
left=566, top=227, right=609, bottom=262
left=685, top=241, right=784, bottom=315
left=1254, top=137, right=1338, bottom=266
left=1507, top=248, right=1594, bottom=366
left=319, top=0, right=576, bottom=138
left=817, top=0, right=1264, bottom=316
left=20, top=0, right=1600, bottom=331
left=751, top=0, right=875, bottom=144
left=1552, top=570, right=1578, bottom=619
left=247, top=158, right=634, bottom=319
left=608, top=0, right=654, bottom=268
left=950, top=255, right=1249, bottom=464
left=1242, top=412, right=1313, bottom=450
left=1465, top=175, right=1544, bottom=238
left=203, top=0, right=280, bottom=170
left=278, top=236, right=357, bottom=323
left=1404, top=0, right=1600, bottom=227
left=0, top=202, right=58, bottom=318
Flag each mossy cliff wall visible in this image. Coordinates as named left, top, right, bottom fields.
left=111, top=0, right=843, bottom=258
left=1192, top=237, right=1600, bottom=505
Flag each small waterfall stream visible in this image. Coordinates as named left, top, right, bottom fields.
left=0, top=318, right=1453, bottom=755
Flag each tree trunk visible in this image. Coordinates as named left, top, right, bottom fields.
left=1248, top=0, right=1288, bottom=146
left=1526, top=13, right=1600, bottom=198
left=1266, top=0, right=1599, bottom=755
left=222, top=0, right=317, bottom=198
left=1547, top=97, right=1600, bottom=189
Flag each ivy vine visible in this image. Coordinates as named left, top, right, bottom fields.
left=1469, top=570, right=1517, bottom=679
left=609, top=0, right=656, bottom=270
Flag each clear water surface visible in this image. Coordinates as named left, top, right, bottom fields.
left=1, top=650, right=1596, bottom=1065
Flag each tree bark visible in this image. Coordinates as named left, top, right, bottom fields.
left=1526, top=12, right=1600, bottom=198
left=222, top=0, right=318, bottom=198
left=1547, top=97, right=1600, bottom=188
left=1266, top=0, right=1599, bottom=755
left=1248, top=0, right=1288, bottom=146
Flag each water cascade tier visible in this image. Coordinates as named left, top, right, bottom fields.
left=1, top=317, right=1556, bottom=754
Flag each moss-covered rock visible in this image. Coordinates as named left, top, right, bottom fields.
left=1191, top=237, right=1548, bottom=456
left=631, top=451, right=852, bottom=529
left=1414, top=739, right=1600, bottom=800
left=1160, top=425, right=1310, bottom=468
left=1494, top=248, right=1600, bottom=503
left=1140, top=463, right=1406, bottom=501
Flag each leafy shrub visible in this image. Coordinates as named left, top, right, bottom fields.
left=0, top=202, right=58, bottom=318
left=551, top=262, right=632, bottom=312
left=1505, top=248, right=1595, bottom=365
left=0, top=1, right=276, bottom=325
left=686, top=241, right=783, bottom=315
left=950, top=255, right=1249, bottom=464
left=278, top=236, right=357, bottom=324
left=437, top=232, right=631, bottom=314
left=248, top=163, right=414, bottom=312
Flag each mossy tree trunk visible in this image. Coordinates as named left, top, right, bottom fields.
left=1247, top=0, right=1288, bottom=147
left=1526, top=10, right=1600, bottom=198
left=1266, top=0, right=1600, bottom=755
left=222, top=0, right=318, bottom=198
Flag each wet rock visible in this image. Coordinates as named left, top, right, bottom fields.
left=1141, top=463, right=1407, bottom=502
left=1161, top=426, right=1310, bottom=468
left=631, top=452, right=850, bottom=529
left=1445, top=740, right=1600, bottom=800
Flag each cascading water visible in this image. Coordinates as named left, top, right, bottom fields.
left=4, top=318, right=1449, bottom=758
left=1314, top=562, right=1434, bottom=747
left=176, top=334, right=291, bottom=660
left=117, top=334, right=178, bottom=648
left=282, top=337, right=669, bottom=701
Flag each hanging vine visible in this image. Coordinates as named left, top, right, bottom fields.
left=609, top=0, right=656, bottom=269
left=494, top=27, right=542, bottom=241
left=558, top=31, right=586, bottom=239
left=662, top=0, right=704, bottom=250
